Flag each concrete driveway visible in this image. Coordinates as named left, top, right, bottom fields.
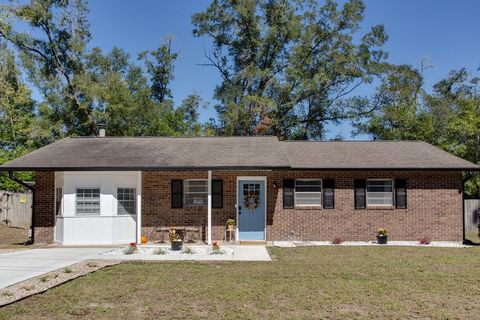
left=0, top=248, right=108, bottom=289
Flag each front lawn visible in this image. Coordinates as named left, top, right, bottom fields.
left=1, top=246, right=480, bottom=319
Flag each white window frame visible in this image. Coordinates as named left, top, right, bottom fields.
left=294, top=179, right=322, bottom=207
left=184, top=179, right=208, bottom=206
left=75, top=187, right=101, bottom=216
left=117, top=187, right=137, bottom=215
left=366, top=179, right=394, bottom=207
left=55, top=187, right=63, bottom=216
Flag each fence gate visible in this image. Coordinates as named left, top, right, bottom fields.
left=464, top=199, right=480, bottom=234
left=0, top=190, right=32, bottom=229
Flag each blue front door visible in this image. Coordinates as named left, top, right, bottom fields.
left=238, top=180, right=265, bottom=240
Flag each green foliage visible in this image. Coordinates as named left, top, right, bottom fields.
left=357, top=66, right=480, bottom=197
left=0, top=0, right=93, bottom=136
left=0, top=44, right=39, bottom=190
left=182, top=246, right=195, bottom=255
left=192, top=0, right=388, bottom=139
left=377, top=228, right=387, bottom=236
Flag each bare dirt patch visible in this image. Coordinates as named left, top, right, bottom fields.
left=0, top=225, right=29, bottom=250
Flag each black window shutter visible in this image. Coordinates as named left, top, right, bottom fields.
left=212, top=179, right=223, bottom=208
left=283, top=179, right=295, bottom=209
left=171, top=179, right=183, bottom=208
left=395, top=179, right=407, bottom=209
left=354, top=179, right=366, bottom=209
left=323, top=179, right=335, bottom=209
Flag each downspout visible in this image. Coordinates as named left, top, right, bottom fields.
left=462, top=171, right=472, bottom=245
left=7, top=172, right=35, bottom=244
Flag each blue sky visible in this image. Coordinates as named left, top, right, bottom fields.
left=9, top=0, right=480, bottom=139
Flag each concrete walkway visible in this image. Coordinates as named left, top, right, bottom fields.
left=0, top=248, right=108, bottom=289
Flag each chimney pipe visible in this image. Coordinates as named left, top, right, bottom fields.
left=98, top=124, right=106, bottom=137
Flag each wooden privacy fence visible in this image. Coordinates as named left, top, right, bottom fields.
left=464, top=199, right=480, bottom=234
left=0, top=190, right=32, bottom=229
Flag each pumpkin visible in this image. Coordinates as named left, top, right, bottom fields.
left=140, top=236, right=148, bottom=244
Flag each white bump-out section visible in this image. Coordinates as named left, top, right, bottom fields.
left=54, top=171, right=139, bottom=245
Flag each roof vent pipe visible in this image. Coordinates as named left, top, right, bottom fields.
left=98, top=124, right=106, bottom=137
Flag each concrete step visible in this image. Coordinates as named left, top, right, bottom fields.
left=239, top=240, right=267, bottom=245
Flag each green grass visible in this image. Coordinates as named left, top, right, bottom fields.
left=1, top=246, right=480, bottom=319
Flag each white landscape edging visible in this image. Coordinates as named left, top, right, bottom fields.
left=273, top=241, right=469, bottom=248
left=98, top=245, right=271, bottom=261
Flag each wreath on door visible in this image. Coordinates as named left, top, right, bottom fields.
left=243, top=194, right=259, bottom=210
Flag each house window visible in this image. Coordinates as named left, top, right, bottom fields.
left=295, top=180, right=322, bottom=207
left=76, top=188, right=100, bottom=215
left=184, top=180, right=208, bottom=206
left=117, top=188, right=136, bottom=215
left=366, top=180, right=393, bottom=206
left=55, top=188, right=63, bottom=216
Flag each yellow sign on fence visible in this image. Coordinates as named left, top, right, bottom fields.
left=19, top=195, right=28, bottom=203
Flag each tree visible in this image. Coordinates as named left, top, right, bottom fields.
left=139, top=39, right=178, bottom=105
left=358, top=66, right=480, bottom=197
left=0, top=0, right=94, bottom=136
left=429, top=69, right=480, bottom=197
left=192, top=0, right=388, bottom=139
left=353, top=64, right=434, bottom=141
left=0, top=44, right=39, bottom=189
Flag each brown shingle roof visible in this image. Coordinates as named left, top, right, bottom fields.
left=0, top=136, right=289, bottom=170
left=285, top=141, right=479, bottom=170
left=1, top=136, right=478, bottom=171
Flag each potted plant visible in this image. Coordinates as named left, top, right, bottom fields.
left=169, top=228, right=183, bottom=251
left=226, top=219, right=235, bottom=230
left=377, top=228, right=388, bottom=244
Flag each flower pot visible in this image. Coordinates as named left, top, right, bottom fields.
left=227, top=225, right=234, bottom=231
left=171, top=240, right=183, bottom=251
left=377, top=235, right=388, bottom=244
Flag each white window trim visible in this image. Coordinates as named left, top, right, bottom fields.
left=116, top=186, right=137, bottom=215
left=294, top=179, right=322, bottom=207
left=75, top=186, right=101, bottom=216
left=366, top=179, right=394, bottom=207
left=184, top=179, right=208, bottom=206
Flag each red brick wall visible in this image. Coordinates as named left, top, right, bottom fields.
left=34, top=171, right=55, bottom=243
left=142, top=170, right=463, bottom=242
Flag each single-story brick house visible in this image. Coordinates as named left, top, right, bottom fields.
left=1, top=136, right=478, bottom=245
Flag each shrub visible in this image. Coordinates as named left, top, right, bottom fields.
left=2, top=291, right=13, bottom=297
left=418, top=237, right=432, bottom=245
left=153, top=248, right=166, bottom=255
left=377, top=228, right=388, bottom=236
left=123, top=243, right=138, bottom=255
left=39, top=276, right=49, bottom=283
left=332, top=237, right=344, bottom=245
left=182, top=247, right=195, bottom=254
left=226, top=219, right=235, bottom=226
left=169, top=228, right=182, bottom=242
left=87, top=262, right=98, bottom=268
left=64, top=268, right=72, bottom=274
